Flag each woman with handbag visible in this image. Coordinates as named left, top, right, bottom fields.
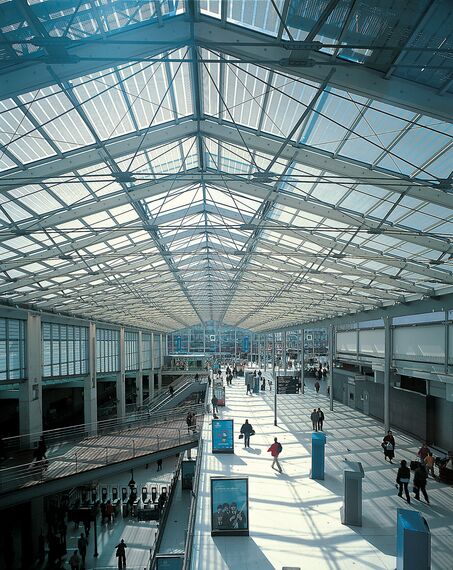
left=382, top=430, right=395, bottom=463
left=396, top=460, right=410, bottom=503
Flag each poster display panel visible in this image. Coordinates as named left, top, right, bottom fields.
left=214, top=385, right=225, bottom=406
left=212, top=419, right=234, bottom=454
left=210, top=477, right=249, bottom=536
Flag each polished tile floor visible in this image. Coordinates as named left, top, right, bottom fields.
left=190, top=370, right=453, bottom=570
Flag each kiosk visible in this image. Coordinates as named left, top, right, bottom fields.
left=396, top=509, right=431, bottom=570
left=340, top=461, right=364, bottom=526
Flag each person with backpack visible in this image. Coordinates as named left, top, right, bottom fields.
left=267, top=437, right=283, bottom=473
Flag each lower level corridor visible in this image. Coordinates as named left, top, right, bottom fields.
left=190, top=372, right=453, bottom=569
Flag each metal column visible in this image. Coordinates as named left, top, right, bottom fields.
left=283, top=331, right=287, bottom=374
left=19, top=313, right=43, bottom=447
left=384, top=316, right=392, bottom=432
left=117, top=327, right=126, bottom=419
left=136, top=330, right=143, bottom=408
left=84, top=322, right=97, bottom=433
left=329, top=324, right=334, bottom=412
left=301, top=328, right=305, bottom=394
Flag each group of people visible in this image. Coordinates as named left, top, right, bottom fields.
left=382, top=432, right=434, bottom=505
left=213, top=502, right=246, bottom=530
left=310, top=408, right=325, bottom=431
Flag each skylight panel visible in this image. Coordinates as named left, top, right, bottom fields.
left=200, top=0, right=221, bottom=19
left=376, top=117, right=453, bottom=178
left=9, top=185, right=62, bottom=215
left=19, top=87, right=95, bottom=152
left=222, top=63, right=270, bottom=129
left=71, top=68, right=135, bottom=140
left=261, top=75, right=318, bottom=139
left=339, top=185, right=389, bottom=215
left=0, top=193, right=31, bottom=222
left=120, top=60, right=174, bottom=129
left=0, top=153, right=17, bottom=172
left=227, top=0, right=283, bottom=37
left=0, top=99, right=56, bottom=164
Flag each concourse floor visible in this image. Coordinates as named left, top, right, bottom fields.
left=190, top=371, right=453, bottom=570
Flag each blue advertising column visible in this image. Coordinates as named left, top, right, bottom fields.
left=397, top=509, right=431, bottom=570
left=311, top=432, right=326, bottom=480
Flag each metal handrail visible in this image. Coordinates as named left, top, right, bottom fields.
left=141, top=374, right=196, bottom=409
left=0, top=426, right=197, bottom=495
left=2, top=402, right=205, bottom=453
left=182, top=437, right=204, bottom=570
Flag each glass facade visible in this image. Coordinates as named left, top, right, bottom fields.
left=169, top=323, right=253, bottom=356
left=96, top=328, right=120, bottom=374
left=124, top=331, right=139, bottom=371
left=0, top=318, right=26, bottom=381
left=42, top=322, right=88, bottom=378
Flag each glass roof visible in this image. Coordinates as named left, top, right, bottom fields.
left=0, top=0, right=452, bottom=332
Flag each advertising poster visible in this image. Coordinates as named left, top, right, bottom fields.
left=211, top=477, right=249, bottom=536
left=212, top=419, right=234, bottom=454
left=214, top=385, right=225, bottom=406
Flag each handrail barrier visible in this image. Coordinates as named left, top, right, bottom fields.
left=0, top=425, right=197, bottom=495
left=149, top=454, right=184, bottom=570
left=182, top=437, right=204, bottom=570
left=2, top=400, right=206, bottom=454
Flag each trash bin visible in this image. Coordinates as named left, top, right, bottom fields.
left=397, top=509, right=431, bottom=570
left=311, top=432, right=326, bottom=480
left=340, top=461, right=364, bottom=526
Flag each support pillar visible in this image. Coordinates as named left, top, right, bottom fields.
left=136, top=330, right=143, bottom=408
left=283, top=331, right=287, bottom=374
left=84, top=322, right=97, bottom=433
left=329, top=325, right=334, bottom=412
left=272, top=332, right=276, bottom=372
left=19, top=313, right=42, bottom=448
left=384, top=316, right=392, bottom=432
left=117, top=327, right=126, bottom=419
left=160, top=333, right=164, bottom=368
left=300, top=328, right=305, bottom=394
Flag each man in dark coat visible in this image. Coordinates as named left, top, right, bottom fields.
left=240, top=419, right=254, bottom=448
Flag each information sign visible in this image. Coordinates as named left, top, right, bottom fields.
left=277, top=375, right=298, bottom=394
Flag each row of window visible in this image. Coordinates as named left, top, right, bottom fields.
left=0, top=318, right=163, bottom=380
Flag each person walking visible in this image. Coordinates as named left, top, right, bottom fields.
left=186, top=411, right=193, bottom=433
left=267, top=437, right=283, bottom=473
left=310, top=409, right=319, bottom=431
left=246, top=382, right=252, bottom=395
left=396, top=460, right=411, bottom=504
left=77, top=533, right=87, bottom=565
left=157, top=458, right=163, bottom=471
left=169, top=385, right=174, bottom=397
left=211, top=394, right=219, bottom=414
left=417, top=442, right=430, bottom=462
left=413, top=463, right=430, bottom=504
left=115, top=539, right=127, bottom=569
left=314, top=380, right=320, bottom=394
left=268, top=378, right=272, bottom=391
left=69, top=549, right=81, bottom=570
left=240, top=420, right=254, bottom=448
left=382, top=430, right=395, bottom=463
left=317, top=408, right=325, bottom=431
left=424, top=452, right=435, bottom=478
